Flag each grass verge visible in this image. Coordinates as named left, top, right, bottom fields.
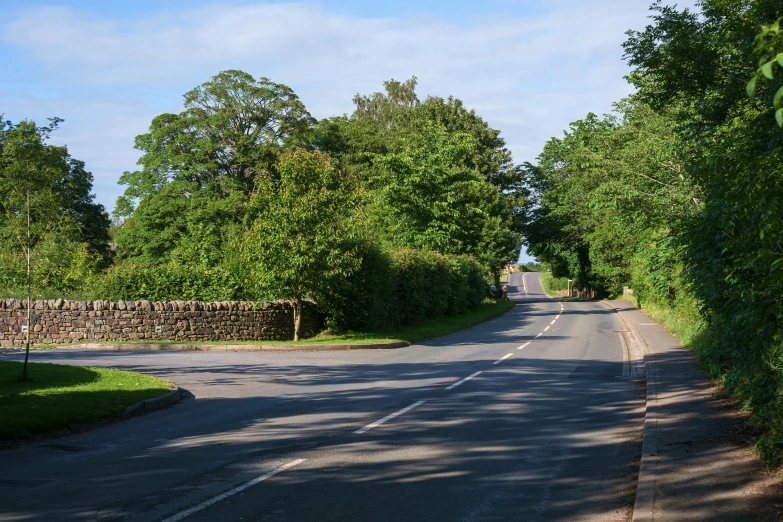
left=539, top=272, right=569, bottom=297
left=619, top=294, right=703, bottom=345
left=30, top=299, right=516, bottom=348
left=0, top=361, right=173, bottom=442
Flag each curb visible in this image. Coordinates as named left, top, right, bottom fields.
left=602, top=300, right=658, bottom=522
left=123, top=387, right=182, bottom=418
left=54, top=341, right=410, bottom=352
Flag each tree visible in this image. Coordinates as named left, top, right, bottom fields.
left=240, top=149, right=363, bottom=340
left=0, top=120, right=72, bottom=378
left=370, top=122, right=520, bottom=279
left=115, top=70, right=315, bottom=264
left=352, top=77, right=420, bottom=128
left=747, top=17, right=783, bottom=126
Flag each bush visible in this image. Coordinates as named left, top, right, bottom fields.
left=95, top=262, right=240, bottom=302
left=540, top=272, right=570, bottom=294
left=319, top=246, right=488, bottom=332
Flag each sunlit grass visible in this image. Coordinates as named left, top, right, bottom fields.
left=0, top=361, right=172, bottom=442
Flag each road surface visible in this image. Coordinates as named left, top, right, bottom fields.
left=0, top=273, right=643, bottom=521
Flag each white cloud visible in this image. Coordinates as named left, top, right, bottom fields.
left=1, top=0, right=679, bottom=210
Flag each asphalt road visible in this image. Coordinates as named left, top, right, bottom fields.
left=0, top=273, right=644, bottom=521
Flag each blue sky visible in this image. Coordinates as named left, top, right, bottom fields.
left=0, top=1, right=692, bottom=263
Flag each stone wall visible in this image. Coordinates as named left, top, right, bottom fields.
left=0, top=299, right=321, bottom=347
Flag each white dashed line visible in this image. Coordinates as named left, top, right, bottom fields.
left=354, top=401, right=426, bottom=434
left=445, top=371, right=482, bottom=390
left=544, top=326, right=551, bottom=331
left=161, top=459, right=306, bottom=522
left=555, top=315, right=560, bottom=320
left=550, top=319, right=556, bottom=325
left=517, top=342, right=531, bottom=350
left=535, top=333, right=543, bottom=338
left=493, top=353, right=514, bottom=365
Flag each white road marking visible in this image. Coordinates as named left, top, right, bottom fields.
left=161, top=459, right=306, bottom=522
left=550, top=319, right=556, bottom=325
left=445, top=371, right=483, bottom=390
left=493, top=353, right=514, bottom=365
left=522, top=273, right=528, bottom=295
left=544, top=326, right=551, bottom=331
left=354, top=401, right=426, bottom=434
left=555, top=315, right=561, bottom=319
left=535, top=333, right=543, bottom=338
left=517, top=342, right=531, bottom=350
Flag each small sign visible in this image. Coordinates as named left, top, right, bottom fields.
left=155, top=325, right=162, bottom=333
left=21, top=325, right=28, bottom=333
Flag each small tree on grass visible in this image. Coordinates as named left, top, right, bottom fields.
left=242, top=149, right=363, bottom=340
left=0, top=119, right=67, bottom=380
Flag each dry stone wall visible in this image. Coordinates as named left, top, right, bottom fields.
left=0, top=299, right=320, bottom=347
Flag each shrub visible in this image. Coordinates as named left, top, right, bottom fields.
left=95, top=262, right=240, bottom=302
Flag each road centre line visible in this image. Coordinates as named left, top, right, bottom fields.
left=517, top=342, right=531, bottom=350
left=544, top=326, right=551, bottom=331
left=535, top=333, right=543, bottom=338
left=555, top=315, right=561, bottom=319
left=354, top=401, right=426, bottom=434
left=161, top=458, right=306, bottom=522
left=493, top=353, right=513, bottom=365
left=550, top=319, right=556, bottom=325
left=445, top=371, right=483, bottom=390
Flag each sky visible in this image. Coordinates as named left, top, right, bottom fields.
left=0, top=0, right=689, bottom=262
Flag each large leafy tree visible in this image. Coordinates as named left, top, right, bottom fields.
left=522, top=101, right=696, bottom=293
left=370, top=122, right=519, bottom=277
left=115, top=70, right=314, bottom=263
left=240, top=149, right=363, bottom=340
left=311, top=78, right=523, bottom=278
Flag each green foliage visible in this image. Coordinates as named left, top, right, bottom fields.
left=747, top=17, right=783, bottom=125
left=369, top=121, right=520, bottom=275
left=115, top=70, right=314, bottom=264
left=0, top=118, right=110, bottom=301
left=5, top=71, right=522, bottom=347
left=240, top=148, right=363, bottom=300
left=319, top=246, right=487, bottom=332
left=313, top=78, right=523, bottom=279
left=96, top=262, right=238, bottom=302
left=539, top=272, right=569, bottom=295
left=525, top=0, right=783, bottom=463
left=522, top=103, right=696, bottom=293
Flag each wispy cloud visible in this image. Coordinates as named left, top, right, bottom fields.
left=1, top=1, right=679, bottom=210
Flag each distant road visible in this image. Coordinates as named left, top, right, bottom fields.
left=0, top=273, right=643, bottom=521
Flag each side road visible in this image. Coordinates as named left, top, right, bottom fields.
left=606, top=299, right=783, bottom=521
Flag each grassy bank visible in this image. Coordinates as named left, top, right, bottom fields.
left=539, top=272, right=569, bottom=297
left=0, top=361, right=172, bottom=442
left=31, top=299, right=515, bottom=348
left=621, top=294, right=703, bottom=346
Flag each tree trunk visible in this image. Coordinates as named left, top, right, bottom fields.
left=22, top=191, right=31, bottom=381
left=293, top=297, right=303, bottom=342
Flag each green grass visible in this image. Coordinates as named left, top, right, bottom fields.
left=499, top=273, right=509, bottom=283
left=539, top=272, right=568, bottom=297
left=620, top=293, right=703, bottom=345
left=0, top=361, right=173, bottom=442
